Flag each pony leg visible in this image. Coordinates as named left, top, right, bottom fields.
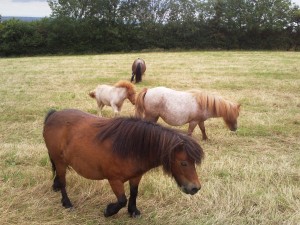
left=198, top=121, right=208, bottom=140
left=97, top=102, right=104, bottom=117
left=105, top=180, right=127, bottom=217
left=131, top=72, right=135, bottom=82
left=188, top=121, right=198, bottom=136
left=111, top=103, right=120, bottom=117
left=49, top=157, right=61, bottom=192
left=49, top=156, right=73, bottom=208
left=55, top=163, right=73, bottom=208
left=128, top=176, right=142, bottom=217
left=52, top=175, right=61, bottom=192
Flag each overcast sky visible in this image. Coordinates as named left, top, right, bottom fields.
left=1, top=0, right=300, bottom=17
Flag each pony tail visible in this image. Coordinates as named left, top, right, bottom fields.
left=135, top=63, right=142, bottom=83
left=89, top=90, right=96, bottom=98
left=135, top=88, right=147, bottom=118
left=49, top=155, right=56, bottom=178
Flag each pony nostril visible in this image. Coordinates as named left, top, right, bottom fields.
left=191, top=187, right=200, bottom=195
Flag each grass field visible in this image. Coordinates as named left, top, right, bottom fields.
left=0, top=51, right=299, bottom=225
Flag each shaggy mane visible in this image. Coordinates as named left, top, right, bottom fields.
left=114, top=80, right=136, bottom=95
left=95, top=117, right=204, bottom=173
left=190, top=90, right=240, bottom=121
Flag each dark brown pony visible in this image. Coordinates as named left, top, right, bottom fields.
left=43, top=109, right=204, bottom=217
left=131, top=58, right=146, bottom=83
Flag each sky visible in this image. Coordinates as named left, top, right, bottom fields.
left=1, top=0, right=51, bottom=17
left=1, top=0, right=300, bottom=17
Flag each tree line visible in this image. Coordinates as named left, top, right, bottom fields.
left=0, top=0, right=300, bottom=56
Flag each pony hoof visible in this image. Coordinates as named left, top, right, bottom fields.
left=129, top=209, right=141, bottom=218
left=62, top=200, right=73, bottom=208
left=63, top=203, right=73, bottom=209
left=130, top=211, right=141, bottom=218
left=104, top=209, right=113, bottom=217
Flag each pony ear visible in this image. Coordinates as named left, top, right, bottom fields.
left=237, top=104, right=241, bottom=111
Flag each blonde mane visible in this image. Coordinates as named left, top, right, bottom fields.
left=190, top=90, right=240, bottom=120
left=114, top=80, right=136, bottom=95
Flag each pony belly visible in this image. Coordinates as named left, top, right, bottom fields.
left=68, top=159, right=105, bottom=180
left=99, top=97, right=112, bottom=106
left=145, top=88, right=198, bottom=126
left=62, top=148, right=105, bottom=180
left=64, top=144, right=141, bottom=182
left=160, top=105, right=195, bottom=126
left=160, top=114, right=190, bottom=126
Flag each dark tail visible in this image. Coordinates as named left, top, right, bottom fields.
left=44, top=109, right=57, bottom=178
left=49, top=156, right=56, bottom=178
left=135, top=63, right=142, bottom=83
left=44, top=109, right=56, bottom=125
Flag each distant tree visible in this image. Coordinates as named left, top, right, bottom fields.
left=48, top=0, right=92, bottom=19
left=1, top=0, right=299, bottom=56
left=291, top=7, right=300, bottom=30
left=289, top=6, right=300, bottom=49
left=47, top=0, right=121, bottom=22
left=0, top=19, right=48, bottom=56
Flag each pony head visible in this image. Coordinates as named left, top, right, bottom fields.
left=114, top=80, right=136, bottom=105
left=157, top=130, right=204, bottom=195
left=192, top=90, right=241, bottom=132
left=223, top=103, right=240, bottom=131
left=170, top=143, right=203, bottom=195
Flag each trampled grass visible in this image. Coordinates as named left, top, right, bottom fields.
left=0, top=51, right=299, bottom=224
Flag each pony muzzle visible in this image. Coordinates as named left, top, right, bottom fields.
left=227, top=122, right=237, bottom=131
left=230, top=126, right=237, bottom=131
left=180, top=184, right=201, bottom=195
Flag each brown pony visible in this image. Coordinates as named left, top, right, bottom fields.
left=89, top=80, right=136, bottom=116
left=131, top=58, right=146, bottom=83
left=135, top=87, right=240, bottom=140
left=43, top=109, right=204, bottom=217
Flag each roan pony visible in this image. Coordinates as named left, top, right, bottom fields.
left=135, top=87, right=240, bottom=140
left=131, top=58, right=146, bottom=83
left=43, top=109, right=204, bottom=217
left=89, top=80, right=136, bottom=116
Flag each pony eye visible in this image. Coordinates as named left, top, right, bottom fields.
left=181, top=161, right=188, bottom=167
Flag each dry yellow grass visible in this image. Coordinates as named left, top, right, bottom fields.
left=0, top=51, right=299, bottom=224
